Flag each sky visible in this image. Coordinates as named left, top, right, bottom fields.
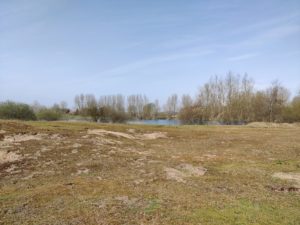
left=1, top=0, right=300, bottom=107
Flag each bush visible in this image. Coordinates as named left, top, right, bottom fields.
left=179, top=106, right=205, bottom=124
left=0, top=101, right=36, bottom=120
left=110, top=110, right=127, bottom=123
left=283, top=96, right=300, bottom=122
left=36, top=108, right=62, bottom=121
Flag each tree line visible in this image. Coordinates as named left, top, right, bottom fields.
left=179, top=73, right=300, bottom=124
left=0, top=72, right=299, bottom=123
left=74, top=94, right=165, bottom=122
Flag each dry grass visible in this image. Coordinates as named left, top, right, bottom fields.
left=0, top=120, right=300, bottom=225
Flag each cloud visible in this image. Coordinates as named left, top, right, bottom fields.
left=227, top=53, right=258, bottom=61
left=121, top=41, right=145, bottom=50
left=230, top=13, right=300, bottom=36
left=101, top=50, right=214, bottom=76
left=258, top=24, right=300, bottom=40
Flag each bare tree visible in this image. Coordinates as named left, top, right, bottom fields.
left=266, top=81, right=290, bottom=122
left=127, top=94, right=148, bottom=119
left=181, top=94, right=193, bottom=109
left=60, top=101, right=68, bottom=112
left=74, top=94, right=85, bottom=113
left=154, top=99, right=160, bottom=119
left=165, top=94, right=178, bottom=119
left=85, top=94, right=99, bottom=122
left=143, top=103, right=156, bottom=119
left=98, top=95, right=127, bottom=122
left=127, top=95, right=138, bottom=119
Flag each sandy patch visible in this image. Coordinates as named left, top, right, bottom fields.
left=178, top=164, right=207, bottom=176
left=247, top=122, right=298, bottom=128
left=88, top=129, right=135, bottom=139
left=133, top=179, right=144, bottom=185
left=34, top=151, right=41, bottom=157
left=165, top=164, right=207, bottom=183
left=22, top=171, right=55, bottom=180
left=2, top=134, right=44, bottom=143
left=165, top=168, right=186, bottom=182
left=0, top=130, right=6, bottom=134
left=115, top=196, right=137, bottom=206
left=41, top=147, right=51, bottom=152
left=127, top=129, right=136, bottom=133
left=94, top=137, right=122, bottom=145
left=273, top=172, right=300, bottom=187
left=0, top=150, right=21, bottom=164
left=5, top=164, right=17, bottom=173
left=76, top=168, right=90, bottom=175
left=139, top=132, right=167, bottom=140
left=72, top=143, right=82, bottom=148
left=88, top=129, right=167, bottom=140
left=203, top=154, right=217, bottom=159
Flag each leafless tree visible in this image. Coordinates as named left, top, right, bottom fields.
left=165, top=94, right=178, bottom=119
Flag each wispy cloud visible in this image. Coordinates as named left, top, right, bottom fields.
left=121, top=41, right=145, bottom=50
left=258, top=24, right=300, bottom=40
left=216, top=23, right=300, bottom=51
left=100, top=50, right=214, bottom=76
left=227, top=53, right=258, bottom=61
left=229, top=13, right=300, bottom=36
left=210, top=13, right=300, bottom=52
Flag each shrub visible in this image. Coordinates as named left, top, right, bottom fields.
left=283, top=96, right=300, bottom=122
left=110, top=110, right=127, bottom=123
left=0, top=101, right=37, bottom=120
left=36, top=108, right=62, bottom=121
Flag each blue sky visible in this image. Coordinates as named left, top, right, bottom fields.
left=1, top=0, right=300, bottom=107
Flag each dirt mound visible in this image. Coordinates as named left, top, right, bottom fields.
left=165, top=164, right=207, bottom=183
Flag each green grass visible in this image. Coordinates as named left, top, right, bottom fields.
left=189, top=199, right=300, bottom=225
left=0, top=120, right=299, bottom=224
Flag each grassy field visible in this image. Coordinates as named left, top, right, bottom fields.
left=0, top=120, right=300, bottom=225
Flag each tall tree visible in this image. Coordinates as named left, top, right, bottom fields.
left=165, top=94, right=178, bottom=119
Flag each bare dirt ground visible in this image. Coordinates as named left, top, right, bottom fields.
left=0, top=120, right=300, bottom=224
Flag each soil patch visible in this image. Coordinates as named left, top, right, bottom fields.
left=139, top=132, right=167, bottom=140
left=165, top=164, right=207, bottom=183
left=272, top=172, right=300, bottom=187
left=266, top=185, right=300, bottom=193
left=0, top=150, right=22, bottom=164
left=2, top=134, right=44, bottom=143
left=247, top=122, right=297, bottom=128
left=87, top=129, right=167, bottom=140
left=87, top=129, right=135, bottom=139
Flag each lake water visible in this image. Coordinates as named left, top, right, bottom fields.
left=127, top=119, right=181, bottom=126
